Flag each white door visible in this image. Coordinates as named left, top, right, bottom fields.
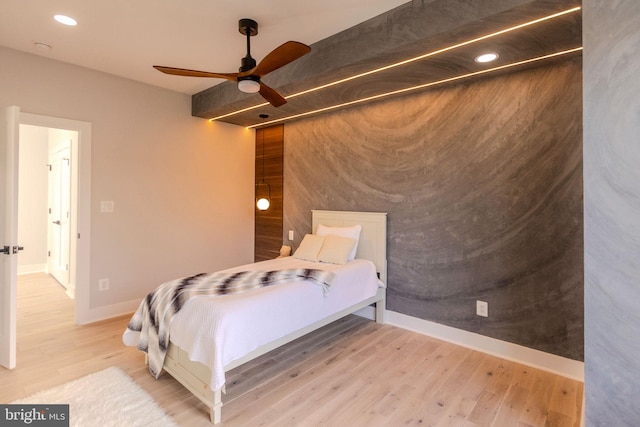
left=48, top=146, right=71, bottom=288
left=0, top=106, right=20, bottom=369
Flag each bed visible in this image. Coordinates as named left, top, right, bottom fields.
left=123, top=210, right=387, bottom=424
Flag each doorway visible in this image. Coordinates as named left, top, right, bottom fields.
left=2, top=108, right=91, bottom=369
left=18, top=125, right=76, bottom=295
left=18, top=111, right=91, bottom=324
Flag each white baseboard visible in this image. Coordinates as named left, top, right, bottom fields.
left=76, top=299, right=139, bottom=325
left=356, top=308, right=583, bottom=382
left=17, top=264, right=47, bottom=275
left=65, top=283, right=76, bottom=299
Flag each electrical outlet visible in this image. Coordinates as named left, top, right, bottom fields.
left=98, top=278, right=110, bottom=291
left=288, top=230, right=294, bottom=241
left=476, top=300, right=488, bottom=317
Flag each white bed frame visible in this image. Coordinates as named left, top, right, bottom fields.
left=160, top=210, right=387, bottom=424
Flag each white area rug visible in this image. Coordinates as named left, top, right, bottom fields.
left=12, top=367, right=178, bottom=427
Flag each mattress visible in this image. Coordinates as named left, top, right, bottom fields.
left=166, top=256, right=383, bottom=391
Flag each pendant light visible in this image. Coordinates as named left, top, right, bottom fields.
left=256, top=114, right=271, bottom=211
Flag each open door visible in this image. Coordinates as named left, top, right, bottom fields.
left=48, top=145, right=71, bottom=288
left=0, top=106, right=20, bottom=369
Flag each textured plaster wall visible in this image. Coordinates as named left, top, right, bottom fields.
left=284, top=59, right=583, bottom=360
left=583, top=0, right=640, bottom=424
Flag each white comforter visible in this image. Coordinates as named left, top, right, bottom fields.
left=156, top=257, right=382, bottom=391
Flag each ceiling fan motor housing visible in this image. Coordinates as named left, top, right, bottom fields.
left=240, top=55, right=257, bottom=72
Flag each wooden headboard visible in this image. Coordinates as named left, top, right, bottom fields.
left=311, top=210, right=387, bottom=285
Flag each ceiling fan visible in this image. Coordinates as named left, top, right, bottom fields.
left=154, top=18, right=311, bottom=107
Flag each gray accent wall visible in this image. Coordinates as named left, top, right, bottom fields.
left=284, top=58, right=583, bottom=361
left=584, top=0, right=640, bottom=424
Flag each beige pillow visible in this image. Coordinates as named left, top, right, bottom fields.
left=315, top=224, right=361, bottom=260
left=293, top=234, right=325, bottom=261
left=318, top=235, right=357, bottom=265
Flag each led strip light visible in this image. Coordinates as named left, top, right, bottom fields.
left=208, top=6, right=582, bottom=124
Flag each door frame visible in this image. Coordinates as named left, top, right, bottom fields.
left=20, top=112, right=91, bottom=324
left=1, top=106, right=19, bottom=369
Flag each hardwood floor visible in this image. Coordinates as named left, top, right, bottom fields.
left=0, top=273, right=583, bottom=426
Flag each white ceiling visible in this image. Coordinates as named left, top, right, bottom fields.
left=0, top=0, right=407, bottom=95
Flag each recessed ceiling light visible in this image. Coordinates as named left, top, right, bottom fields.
left=54, top=14, right=77, bottom=26
left=475, top=53, right=499, bottom=63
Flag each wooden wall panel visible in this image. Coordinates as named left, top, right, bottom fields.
left=254, top=124, right=284, bottom=262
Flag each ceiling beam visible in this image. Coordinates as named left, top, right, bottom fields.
left=192, top=0, right=582, bottom=126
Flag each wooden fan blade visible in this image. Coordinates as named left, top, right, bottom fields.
left=251, top=41, right=311, bottom=77
left=154, top=65, right=239, bottom=81
left=259, top=82, right=287, bottom=107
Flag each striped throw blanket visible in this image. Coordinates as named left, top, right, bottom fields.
left=125, top=268, right=336, bottom=378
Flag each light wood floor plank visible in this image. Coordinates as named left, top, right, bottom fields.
left=0, top=273, right=583, bottom=427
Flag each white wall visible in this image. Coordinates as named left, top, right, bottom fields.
left=1, top=46, right=255, bottom=316
left=17, top=125, right=49, bottom=273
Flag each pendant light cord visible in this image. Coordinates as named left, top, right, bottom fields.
left=261, top=128, right=265, bottom=183
left=259, top=114, right=269, bottom=184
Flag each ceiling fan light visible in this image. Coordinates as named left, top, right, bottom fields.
left=238, top=79, right=260, bottom=93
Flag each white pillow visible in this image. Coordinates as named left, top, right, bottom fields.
left=293, top=234, right=325, bottom=262
left=315, top=224, right=362, bottom=261
left=317, top=235, right=356, bottom=265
